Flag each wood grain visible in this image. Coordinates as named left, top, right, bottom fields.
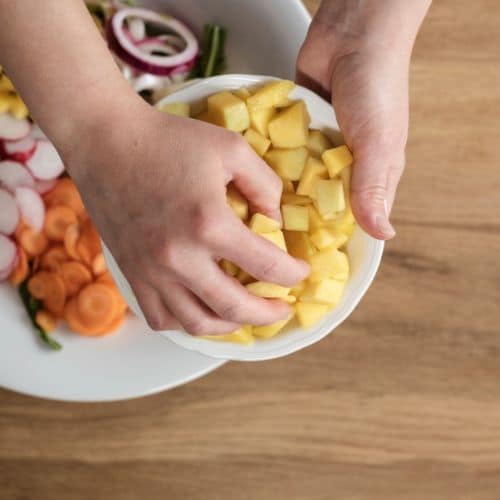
left=2, top=1, right=500, bottom=499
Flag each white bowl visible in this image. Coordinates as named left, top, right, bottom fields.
left=103, top=74, right=384, bottom=361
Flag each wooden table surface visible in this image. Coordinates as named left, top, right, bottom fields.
left=2, top=1, right=500, bottom=499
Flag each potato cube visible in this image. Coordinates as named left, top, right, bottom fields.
left=290, top=280, right=306, bottom=298
left=307, top=205, right=325, bottom=232
left=248, top=106, right=275, bottom=137
left=300, top=279, right=345, bottom=306
left=314, top=179, right=346, bottom=217
left=226, top=184, right=248, bottom=220
left=158, top=101, right=190, bottom=117
left=243, top=128, right=271, bottom=156
left=282, top=295, right=297, bottom=304
left=233, top=88, right=251, bottom=100
left=282, top=179, right=295, bottom=193
left=322, top=145, right=353, bottom=178
left=249, top=213, right=281, bottom=233
left=196, top=110, right=216, bottom=124
left=253, top=315, right=293, bottom=339
left=246, top=281, right=291, bottom=299
left=281, top=193, right=312, bottom=206
left=295, top=302, right=329, bottom=328
left=219, top=259, right=238, bottom=276
left=307, top=129, right=333, bottom=158
left=282, top=204, right=309, bottom=231
left=284, top=231, right=315, bottom=261
left=326, top=207, right=355, bottom=236
left=207, top=91, right=250, bottom=131
left=296, top=157, right=328, bottom=197
left=308, top=247, right=349, bottom=282
left=310, top=227, right=348, bottom=250
left=261, top=230, right=287, bottom=252
left=208, top=325, right=254, bottom=345
left=247, top=80, right=295, bottom=109
left=264, top=147, right=308, bottom=181
left=268, top=101, right=310, bottom=148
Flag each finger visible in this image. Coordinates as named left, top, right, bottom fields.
left=161, top=282, right=240, bottom=337
left=185, top=259, right=292, bottom=326
left=385, top=158, right=405, bottom=214
left=226, top=137, right=283, bottom=222
left=213, top=213, right=310, bottom=287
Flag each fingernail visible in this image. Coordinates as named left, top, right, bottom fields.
left=375, top=214, right=396, bottom=239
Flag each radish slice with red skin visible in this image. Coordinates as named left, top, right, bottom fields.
left=0, top=188, right=20, bottom=235
left=34, top=178, right=57, bottom=194
left=3, top=136, right=37, bottom=162
left=127, top=17, right=145, bottom=41
left=30, top=124, right=48, bottom=140
left=15, top=186, right=45, bottom=232
left=0, top=115, right=31, bottom=141
left=0, top=234, right=17, bottom=281
left=0, top=160, right=35, bottom=191
left=26, top=140, right=64, bottom=180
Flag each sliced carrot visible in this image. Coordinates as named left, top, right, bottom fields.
left=14, top=221, right=27, bottom=241
left=76, top=283, right=117, bottom=329
left=77, top=219, right=101, bottom=264
left=35, top=310, right=57, bottom=332
left=32, top=255, right=41, bottom=272
left=18, top=227, right=49, bottom=256
left=44, top=205, right=78, bottom=241
left=97, top=311, right=125, bottom=334
left=96, top=271, right=114, bottom=286
left=64, top=224, right=80, bottom=260
left=91, top=252, right=107, bottom=276
left=95, top=274, right=127, bottom=314
left=44, top=177, right=86, bottom=217
left=58, top=261, right=92, bottom=297
left=64, top=297, right=106, bottom=336
left=28, top=271, right=66, bottom=315
left=9, top=247, right=28, bottom=285
left=27, top=271, right=52, bottom=299
left=40, top=245, right=69, bottom=271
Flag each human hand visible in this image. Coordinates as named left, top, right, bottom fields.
left=297, top=0, right=431, bottom=240
left=65, top=98, right=309, bottom=335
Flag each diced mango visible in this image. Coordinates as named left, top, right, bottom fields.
left=158, top=101, right=190, bottom=117
left=314, top=179, right=346, bottom=218
left=296, top=157, right=328, bottom=197
left=0, top=75, right=15, bottom=92
left=295, top=302, right=329, bottom=328
left=307, top=129, right=333, bottom=158
left=282, top=179, right=295, bottom=193
left=268, top=101, right=310, bottom=148
left=282, top=295, right=297, bottom=304
left=310, top=227, right=348, bottom=250
left=264, top=147, right=308, bottom=181
left=207, top=91, right=250, bottom=131
left=243, top=128, right=271, bottom=156
left=248, top=106, right=275, bottom=137
left=281, top=193, right=312, bottom=206
left=247, top=80, right=295, bottom=109
left=307, top=205, right=325, bottom=232
left=281, top=204, right=309, bottom=232
left=253, top=315, right=293, bottom=339
left=226, top=184, right=248, bottom=221
left=208, top=325, right=254, bottom=345
left=322, top=145, right=353, bottom=178
left=261, top=230, right=287, bottom=252
left=284, top=231, right=315, bottom=261
left=219, top=259, right=238, bottom=277
left=308, top=247, right=349, bottom=282
left=246, top=281, right=291, bottom=299
left=249, top=213, right=281, bottom=233
left=290, top=280, right=306, bottom=298
left=300, top=279, right=345, bottom=306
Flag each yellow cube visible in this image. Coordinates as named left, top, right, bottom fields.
left=158, top=101, right=190, bottom=117
left=309, top=227, right=348, bottom=250
left=219, top=259, right=238, bottom=276
left=308, top=247, right=349, bottom=282
left=243, top=128, right=271, bottom=156
left=249, top=213, right=281, bottom=233
left=295, top=302, right=329, bottom=328
left=208, top=325, right=254, bottom=345
left=246, top=281, right=291, bottom=299
left=284, top=231, right=315, bottom=261
left=207, top=91, right=250, bottom=131
left=290, top=280, right=306, bottom=298
left=247, top=80, right=295, bottom=109
left=307, top=205, right=325, bottom=232
left=313, top=179, right=346, bottom=218
left=0, top=75, right=15, bottom=92
left=282, top=295, right=297, bottom=304
left=281, top=193, right=312, bottom=206
left=281, top=204, right=309, bottom=231
left=322, top=145, right=353, bottom=178
left=268, top=101, right=310, bottom=148
left=296, top=157, right=328, bottom=197
left=307, top=129, right=333, bottom=158
left=253, top=315, right=293, bottom=339
left=282, top=179, right=295, bottom=193
left=196, top=110, right=216, bottom=124
left=226, top=184, right=248, bottom=220
left=248, top=106, right=275, bottom=137
left=264, top=147, right=308, bottom=181
left=300, top=279, right=345, bottom=306
left=261, top=230, right=287, bottom=252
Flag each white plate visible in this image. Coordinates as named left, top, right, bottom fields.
left=0, top=0, right=311, bottom=401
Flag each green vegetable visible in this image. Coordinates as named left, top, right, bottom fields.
left=191, top=24, right=227, bottom=78
left=19, top=281, right=62, bottom=351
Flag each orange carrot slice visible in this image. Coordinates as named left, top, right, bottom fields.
left=44, top=205, right=78, bottom=241
left=44, top=177, right=86, bottom=217
left=58, top=261, right=92, bottom=297
left=96, top=271, right=115, bottom=286
left=76, top=283, right=117, bottom=329
left=28, top=271, right=66, bottom=315
left=77, top=219, right=101, bottom=264
left=35, top=310, right=57, bottom=332
left=40, top=245, right=69, bottom=271
left=97, top=311, right=125, bottom=334
left=64, top=297, right=106, bottom=336
left=9, top=247, right=28, bottom=285
left=18, top=227, right=48, bottom=256
left=64, top=224, right=80, bottom=260
left=91, top=252, right=107, bottom=275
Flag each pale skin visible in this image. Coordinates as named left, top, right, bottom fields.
left=0, top=0, right=430, bottom=335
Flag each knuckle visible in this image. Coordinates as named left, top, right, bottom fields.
left=184, top=317, right=210, bottom=336
left=157, top=240, right=181, bottom=268
left=260, top=257, right=280, bottom=280
left=191, top=205, right=223, bottom=246
left=218, top=301, right=244, bottom=322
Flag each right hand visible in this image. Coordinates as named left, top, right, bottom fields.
left=65, top=97, right=309, bottom=336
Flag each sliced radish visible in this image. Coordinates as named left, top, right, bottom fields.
left=15, top=186, right=45, bottom=232
left=0, top=114, right=31, bottom=141
left=0, top=188, right=20, bottom=235
left=34, top=178, right=57, bottom=194
left=3, top=136, right=37, bottom=162
left=0, top=235, right=17, bottom=281
left=0, top=160, right=35, bottom=192
left=26, top=140, right=64, bottom=180
left=30, top=124, right=48, bottom=140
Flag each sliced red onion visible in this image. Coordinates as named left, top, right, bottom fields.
left=0, top=115, right=31, bottom=141
left=15, top=186, right=45, bottom=233
left=136, top=34, right=185, bottom=50
left=26, top=140, right=64, bottom=180
left=109, top=8, right=198, bottom=75
left=0, top=188, right=20, bottom=235
left=3, top=136, right=36, bottom=162
left=128, top=17, right=145, bottom=41
left=0, top=234, right=18, bottom=281
left=136, top=40, right=177, bottom=56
